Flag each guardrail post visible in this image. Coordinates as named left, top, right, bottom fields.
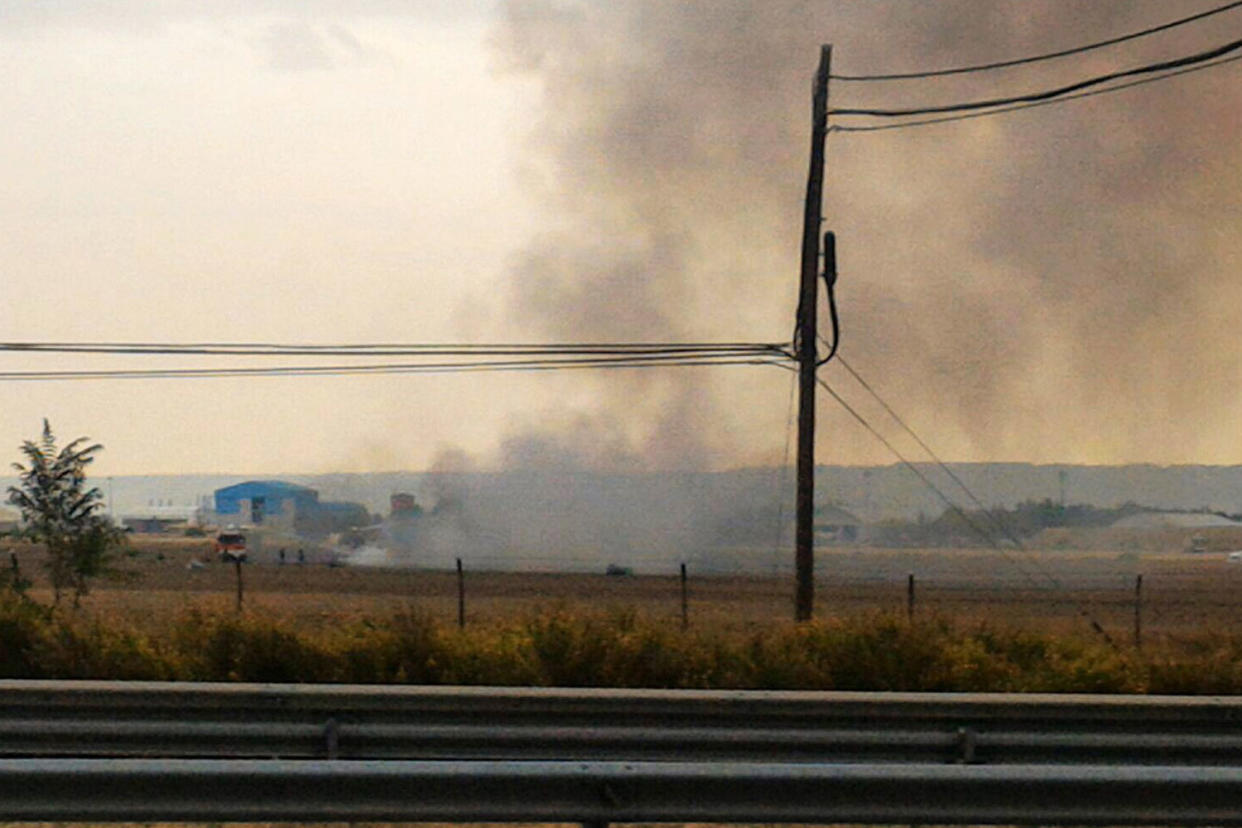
left=1134, top=573, right=1143, bottom=650
left=907, top=572, right=915, bottom=622
left=323, top=718, right=339, bottom=760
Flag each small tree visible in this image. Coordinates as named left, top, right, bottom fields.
left=7, top=419, right=126, bottom=607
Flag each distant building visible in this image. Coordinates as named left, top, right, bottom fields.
left=210, top=480, right=368, bottom=538
left=120, top=517, right=182, bottom=534
left=1106, top=509, right=1242, bottom=554
left=814, top=504, right=863, bottom=544
left=214, top=480, right=319, bottom=528
left=1110, top=510, right=1241, bottom=529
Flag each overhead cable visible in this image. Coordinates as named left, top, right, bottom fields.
left=0, top=341, right=788, bottom=358
left=829, top=34, right=1242, bottom=118
left=831, top=0, right=1242, bottom=81
left=832, top=353, right=1025, bottom=549
left=0, top=354, right=790, bottom=382
left=830, top=51, right=1242, bottom=133
left=816, top=374, right=1116, bottom=645
left=815, top=376, right=1010, bottom=555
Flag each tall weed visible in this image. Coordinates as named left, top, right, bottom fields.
left=170, top=610, right=335, bottom=682
left=0, top=590, right=52, bottom=677
left=1146, top=633, right=1242, bottom=694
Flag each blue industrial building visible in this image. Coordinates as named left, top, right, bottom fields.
left=213, top=480, right=320, bottom=526
left=212, top=480, right=371, bottom=539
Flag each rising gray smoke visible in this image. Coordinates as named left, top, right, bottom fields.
left=358, top=443, right=790, bottom=572
left=493, top=1, right=1242, bottom=467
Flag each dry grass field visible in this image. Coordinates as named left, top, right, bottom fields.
left=7, top=535, right=1242, bottom=645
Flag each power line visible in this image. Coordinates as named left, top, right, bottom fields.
left=0, top=341, right=790, bottom=358
left=0, top=353, right=791, bottom=382
left=815, top=375, right=1116, bottom=645
left=831, top=0, right=1242, bottom=81
left=829, top=34, right=1242, bottom=118
left=830, top=51, right=1242, bottom=133
left=0, top=340, right=795, bottom=381
left=832, top=354, right=1025, bottom=549
left=814, top=376, right=1007, bottom=553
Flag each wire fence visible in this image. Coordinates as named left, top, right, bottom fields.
left=9, top=531, right=1242, bottom=643
left=371, top=553, right=1242, bottom=641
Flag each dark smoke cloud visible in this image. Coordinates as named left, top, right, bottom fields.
left=495, top=1, right=1242, bottom=467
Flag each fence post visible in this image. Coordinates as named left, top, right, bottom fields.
left=907, top=572, right=915, bottom=622
left=234, top=559, right=244, bottom=613
left=680, top=562, right=689, bottom=629
left=456, top=558, right=465, bottom=629
left=1134, top=573, right=1143, bottom=650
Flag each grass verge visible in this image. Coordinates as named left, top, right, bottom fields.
left=4, top=587, right=1242, bottom=692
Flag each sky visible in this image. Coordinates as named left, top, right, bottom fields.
left=2, top=1, right=1242, bottom=475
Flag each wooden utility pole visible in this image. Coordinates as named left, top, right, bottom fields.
left=795, top=45, right=832, bottom=622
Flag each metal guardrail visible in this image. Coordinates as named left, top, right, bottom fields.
left=6, top=758, right=1242, bottom=824
left=3, top=681, right=1242, bottom=822
left=5, top=680, right=1242, bottom=763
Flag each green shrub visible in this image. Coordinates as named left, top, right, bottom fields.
left=526, top=607, right=621, bottom=686
left=437, top=624, right=541, bottom=686
left=968, top=624, right=1142, bottom=692
left=171, top=611, right=335, bottom=682
left=1146, top=633, right=1242, bottom=694
left=41, top=620, right=173, bottom=680
left=800, top=614, right=962, bottom=691
left=0, top=591, right=52, bottom=677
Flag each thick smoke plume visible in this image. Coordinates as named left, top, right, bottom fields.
left=494, top=1, right=1242, bottom=467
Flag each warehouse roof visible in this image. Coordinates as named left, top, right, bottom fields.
left=1111, top=510, right=1240, bottom=529
left=215, top=480, right=317, bottom=496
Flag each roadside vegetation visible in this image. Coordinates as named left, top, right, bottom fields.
left=0, top=585, right=1240, bottom=693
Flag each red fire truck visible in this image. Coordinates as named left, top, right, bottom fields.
left=214, top=527, right=247, bottom=563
